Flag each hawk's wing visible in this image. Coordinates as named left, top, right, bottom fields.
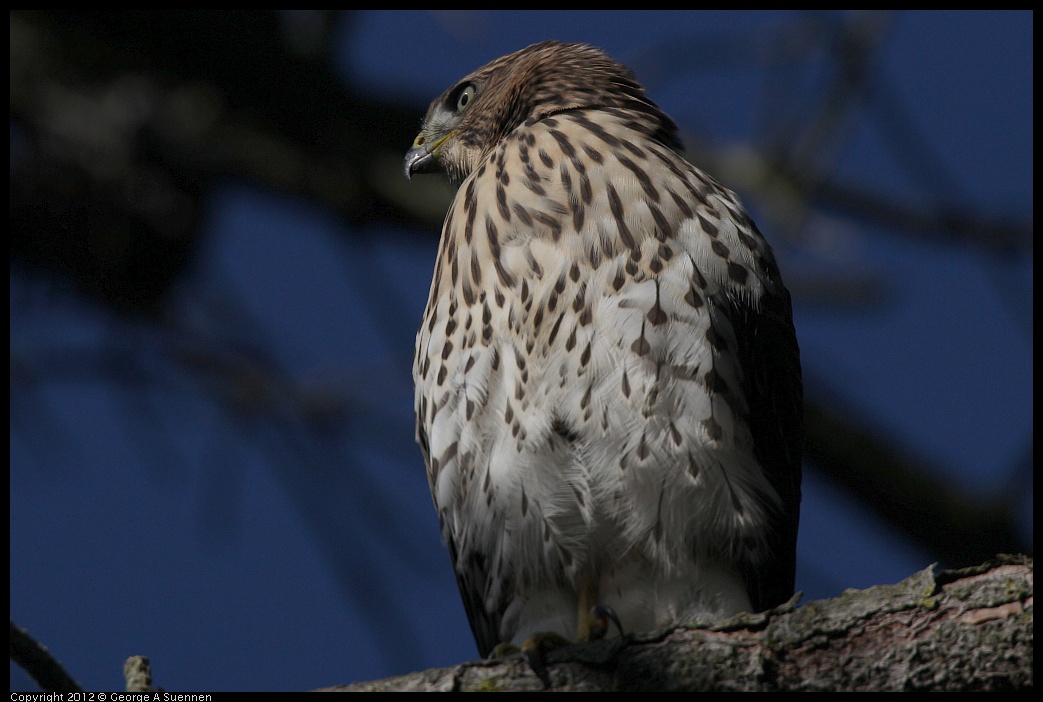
left=414, top=335, right=503, bottom=658
left=718, top=237, right=803, bottom=612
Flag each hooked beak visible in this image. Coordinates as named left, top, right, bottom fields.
left=404, top=131, right=450, bottom=180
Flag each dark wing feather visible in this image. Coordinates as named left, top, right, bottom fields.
left=445, top=535, right=501, bottom=658
left=417, top=418, right=502, bottom=658
left=727, top=261, right=804, bottom=612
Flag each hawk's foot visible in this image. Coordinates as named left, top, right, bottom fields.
left=513, top=605, right=627, bottom=689
left=520, top=631, right=572, bottom=689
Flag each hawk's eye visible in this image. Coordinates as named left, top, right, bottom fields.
left=452, top=82, right=477, bottom=113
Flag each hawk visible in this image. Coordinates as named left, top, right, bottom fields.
left=406, top=41, right=802, bottom=659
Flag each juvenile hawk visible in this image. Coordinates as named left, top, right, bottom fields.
left=406, top=41, right=802, bottom=659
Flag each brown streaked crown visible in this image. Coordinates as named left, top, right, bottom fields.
left=412, top=41, right=683, bottom=185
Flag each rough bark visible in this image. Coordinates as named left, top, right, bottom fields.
left=318, top=555, right=1032, bottom=692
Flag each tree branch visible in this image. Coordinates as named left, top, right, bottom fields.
left=9, top=619, right=83, bottom=693
left=319, top=556, right=1032, bottom=692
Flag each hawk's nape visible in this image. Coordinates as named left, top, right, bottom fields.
left=407, top=40, right=802, bottom=660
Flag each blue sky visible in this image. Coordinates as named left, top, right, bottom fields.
left=10, top=10, right=1032, bottom=692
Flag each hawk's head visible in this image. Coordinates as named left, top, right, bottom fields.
left=404, top=40, right=681, bottom=186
